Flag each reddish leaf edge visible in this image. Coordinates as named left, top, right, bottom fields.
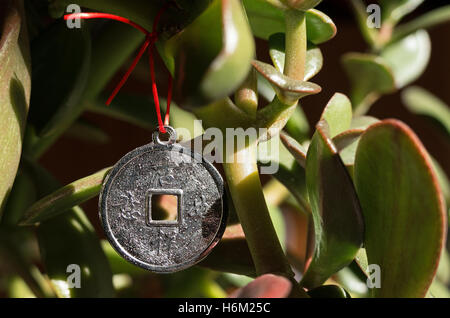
left=358, top=118, right=447, bottom=297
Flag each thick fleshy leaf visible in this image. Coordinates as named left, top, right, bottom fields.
left=280, top=131, right=307, bottom=168
left=307, top=284, right=350, bottom=298
left=349, top=116, right=380, bottom=130
left=0, top=1, right=31, bottom=215
left=334, top=267, right=368, bottom=297
left=28, top=21, right=90, bottom=138
left=349, top=0, right=378, bottom=47
left=281, top=0, right=322, bottom=11
left=0, top=227, right=55, bottom=298
left=392, top=5, right=450, bottom=42
left=402, top=86, right=450, bottom=137
left=24, top=162, right=114, bottom=297
left=379, top=0, right=424, bottom=24
left=37, top=207, right=114, bottom=297
left=333, top=116, right=380, bottom=169
left=20, top=168, right=110, bottom=225
left=305, top=9, right=337, bottom=45
left=342, top=53, right=396, bottom=108
left=1, top=169, right=36, bottom=226
left=333, top=130, right=364, bottom=170
left=301, top=120, right=364, bottom=289
left=242, top=0, right=285, bottom=39
left=101, top=241, right=148, bottom=276
left=355, top=248, right=369, bottom=274
left=268, top=204, right=287, bottom=251
left=165, top=0, right=254, bottom=107
left=381, top=30, right=430, bottom=89
left=252, top=60, right=321, bottom=104
left=431, top=159, right=450, bottom=207
left=427, top=278, right=450, bottom=298
left=243, top=1, right=336, bottom=44
left=49, top=0, right=211, bottom=39
left=83, top=22, right=145, bottom=100
left=436, top=249, right=449, bottom=286
left=229, top=274, right=292, bottom=298
left=269, top=33, right=323, bottom=81
left=354, top=119, right=447, bottom=297
left=320, top=93, right=352, bottom=138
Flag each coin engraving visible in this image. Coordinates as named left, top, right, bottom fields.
left=99, top=136, right=226, bottom=273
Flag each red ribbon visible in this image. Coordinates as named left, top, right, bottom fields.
left=64, top=4, right=172, bottom=133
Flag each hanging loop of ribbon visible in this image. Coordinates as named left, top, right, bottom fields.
left=64, top=3, right=173, bottom=133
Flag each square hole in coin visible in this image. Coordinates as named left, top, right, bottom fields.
left=146, top=189, right=183, bottom=226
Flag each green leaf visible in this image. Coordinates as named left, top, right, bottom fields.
left=49, top=0, right=211, bottom=39
left=342, top=53, right=396, bottom=110
left=436, top=249, right=449, bottom=285
left=242, top=0, right=285, bottom=39
left=37, top=207, right=114, bottom=297
left=281, top=0, right=322, bottom=11
left=333, top=267, right=368, bottom=297
left=24, top=163, right=114, bottom=297
left=333, top=130, right=364, bottom=170
left=269, top=33, right=323, bottom=81
left=301, top=120, right=364, bottom=289
left=379, top=0, right=424, bottom=24
left=381, top=30, right=431, bottom=89
left=392, top=5, right=450, bottom=42
left=350, top=115, right=380, bottom=130
left=86, top=94, right=158, bottom=130
left=427, top=277, right=450, bottom=298
left=243, top=1, right=336, bottom=44
left=0, top=1, right=31, bottom=216
left=307, top=284, right=350, bottom=298
left=354, top=119, right=447, bottom=297
left=305, top=9, right=337, bottom=45
left=349, top=0, right=378, bottom=48
left=430, top=158, right=450, bottom=208
left=165, top=0, right=254, bottom=107
left=252, top=60, right=321, bottom=104
left=333, top=116, right=380, bottom=170
left=28, top=21, right=91, bottom=138
left=402, top=86, right=450, bottom=138
left=0, top=227, right=55, bottom=298
left=20, top=168, right=110, bottom=225
left=101, top=240, right=148, bottom=276
left=280, top=131, right=307, bottom=168
left=268, top=204, right=287, bottom=252
left=320, top=93, right=352, bottom=138
left=83, top=22, right=145, bottom=100
left=1, top=169, right=36, bottom=226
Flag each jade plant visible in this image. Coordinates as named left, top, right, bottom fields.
left=0, top=0, right=449, bottom=298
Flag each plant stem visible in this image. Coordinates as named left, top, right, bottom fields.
left=223, top=144, right=293, bottom=277
left=284, top=10, right=306, bottom=81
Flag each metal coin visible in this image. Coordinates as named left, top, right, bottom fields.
left=99, top=126, right=226, bottom=273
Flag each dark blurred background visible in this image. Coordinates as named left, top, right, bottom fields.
left=39, top=1, right=450, bottom=232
